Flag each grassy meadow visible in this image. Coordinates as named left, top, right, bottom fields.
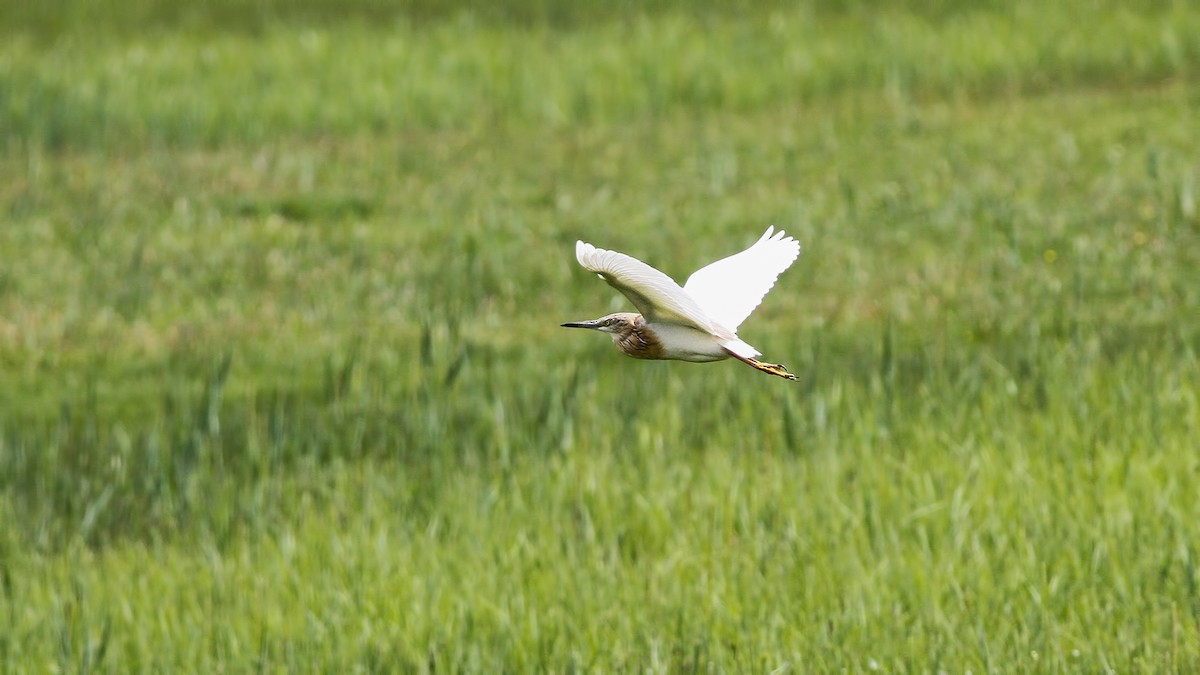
left=1, top=0, right=1199, bottom=671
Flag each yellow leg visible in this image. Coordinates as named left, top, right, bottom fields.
left=723, top=348, right=799, bottom=381
left=745, top=357, right=799, bottom=381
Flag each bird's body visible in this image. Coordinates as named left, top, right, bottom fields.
left=563, top=227, right=801, bottom=380
left=584, top=312, right=726, bottom=362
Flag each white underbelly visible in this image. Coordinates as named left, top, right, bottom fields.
left=647, top=323, right=733, bottom=362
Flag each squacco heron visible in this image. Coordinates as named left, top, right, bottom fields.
left=563, top=227, right=801, bottom=380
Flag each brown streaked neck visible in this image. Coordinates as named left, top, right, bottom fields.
left=611, top=314, right=664, bottom=360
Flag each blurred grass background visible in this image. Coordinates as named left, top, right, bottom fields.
left=1, top=0, right=1198, bottom=671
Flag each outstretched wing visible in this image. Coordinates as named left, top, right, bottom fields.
left=682, top=227, right=801, bottom=331
left=575, top=241, right=731, bottom=337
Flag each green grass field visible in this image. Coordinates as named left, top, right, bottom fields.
left=2, top=0, right=1199, bottom=671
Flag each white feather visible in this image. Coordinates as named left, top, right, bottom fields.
left=682, top=226, right=801, bottom=331
left=574, top=241, right=733, bottom=340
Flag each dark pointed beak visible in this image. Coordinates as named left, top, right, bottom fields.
left=561, top=320, right=602, bottom=329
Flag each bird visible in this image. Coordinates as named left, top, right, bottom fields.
left=562, top=227, right=801, bottom=380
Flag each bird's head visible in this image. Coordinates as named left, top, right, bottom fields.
left=561, top=313, right=638, bottom=334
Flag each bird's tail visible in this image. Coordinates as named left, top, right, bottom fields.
left=720, top=338, right=760, bottom=359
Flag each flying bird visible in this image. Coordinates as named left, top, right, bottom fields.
left=563, top=227, right=801, bottom=380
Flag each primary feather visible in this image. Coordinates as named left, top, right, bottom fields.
left=682, top=227, right=801, bottom=331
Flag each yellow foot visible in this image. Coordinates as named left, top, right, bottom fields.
left=747, top=358, right=798, bottom=381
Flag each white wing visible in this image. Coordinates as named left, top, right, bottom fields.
left=682, top=227, right=801, bottom=331
left=575, top=241, right=734, bottom=339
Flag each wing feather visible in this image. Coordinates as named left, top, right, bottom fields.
left=682, top=227, right=800, bottom=331
left=575, top=241, right=732, bottom=338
